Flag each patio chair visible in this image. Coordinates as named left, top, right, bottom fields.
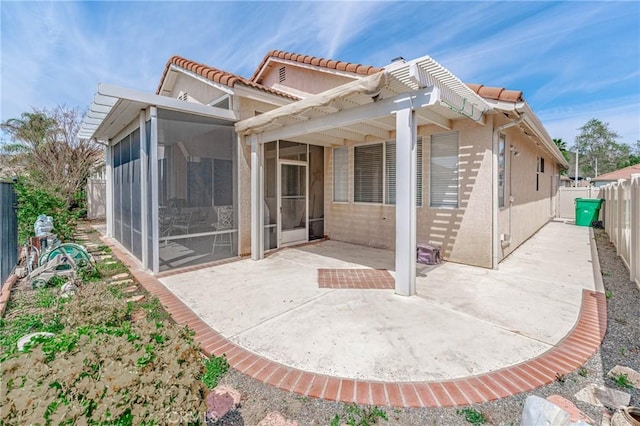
left=212, top=206, right=234, bottom=254
left=168, top=210, right=195, bottom=236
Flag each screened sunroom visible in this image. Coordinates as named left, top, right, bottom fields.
left=79, top=84, right=239, bottom=273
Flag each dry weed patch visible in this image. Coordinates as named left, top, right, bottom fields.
left=1, top=278, right=211, bottom=424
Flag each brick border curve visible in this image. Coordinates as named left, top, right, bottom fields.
left=106, top=239, right=607, bottom=408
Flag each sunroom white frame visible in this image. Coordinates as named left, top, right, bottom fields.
left=79, top=84, right=239, bottom=273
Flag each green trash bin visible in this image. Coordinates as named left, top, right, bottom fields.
left=575, top=198, right=604, bottom=227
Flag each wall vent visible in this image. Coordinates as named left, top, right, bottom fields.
left=178, top=92, right=189, bottom=101
left=278, top=67, right=286, bottom=83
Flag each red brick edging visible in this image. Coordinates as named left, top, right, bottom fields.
left=0, top=274, right=18, bottom=318
left=105, top=238, right=607, bottom=408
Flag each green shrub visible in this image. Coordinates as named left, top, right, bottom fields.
left=14, top=177, right=81, bottom=243
left=201, top=354, right=229, bottom=389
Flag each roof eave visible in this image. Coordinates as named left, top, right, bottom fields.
left=79, top=83, right=239, bottom=142
left=518, top=102, right=569, bottom=168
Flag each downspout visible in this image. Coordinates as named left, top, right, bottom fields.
left=492, top=113, right=525, bottom=269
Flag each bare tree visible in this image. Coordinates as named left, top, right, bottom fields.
left=1, top=105, right=104, bottom=210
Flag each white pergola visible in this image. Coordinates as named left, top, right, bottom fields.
left=235, top=56, right=492, bottom=296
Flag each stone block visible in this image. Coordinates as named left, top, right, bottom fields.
left=109, top=279, right=133, bottom=286
left=575, top=384, right=631, bottom=409
left=125, top=295, right=145, bottom=303
left=206, top=386, right=241, bottom=421
left=608, top=365, right=640, bottom=389
left=111, top=273, right=130, bottom=280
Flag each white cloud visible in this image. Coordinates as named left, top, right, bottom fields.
left=1, top=0, right=638, bottom=152
left=539, top=99, right=640, bottom=147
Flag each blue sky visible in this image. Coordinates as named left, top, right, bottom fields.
left=1, top=1, right=639, bottom=147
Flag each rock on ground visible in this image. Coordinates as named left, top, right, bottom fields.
left=257, top=411, right=299, bottom=426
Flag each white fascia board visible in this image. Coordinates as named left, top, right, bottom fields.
left=233, top=84, right=293, bottom=107
left=96, top=84, right=238, bottom=121
left=519, top=102, right=569, bottom=167
left=168, top=64, right=235, bottom=95
left=253, top=87, right=439, bottom=144
left=484, top=99, right=526, bottom=112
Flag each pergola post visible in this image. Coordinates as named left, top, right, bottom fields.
left=149, top=107, right=160, bottom=273
left=105, top=142, right=113, bottom=238
left=250, top=135, right=264, bottom=260
left=395, top=106, right=417, bottom=296
left=139, top=111, right=149, bottom=269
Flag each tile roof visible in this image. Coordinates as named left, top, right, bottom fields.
left=251, top=50, right=384, bottom=83
left=466, top=83, right=523, bottom=102
left=592, top=163, right=640, bottom=181
left=156, top=55, right=299, bottom=100
left=252, top=52, right=525, bottom=105
left=157, top=53, right=526, bottom=106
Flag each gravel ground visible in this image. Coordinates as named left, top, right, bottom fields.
left=214, top=228, right=640, bottom=425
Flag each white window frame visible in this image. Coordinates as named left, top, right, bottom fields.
left=430, top=131, right=460, bottom=209
left=536, top=156, right=545, bottom=191
left=332, top=147, right=349, bottom=202
left=498, top=134, right=506, bottom=208
left=350, top=140, right=423, bottom=206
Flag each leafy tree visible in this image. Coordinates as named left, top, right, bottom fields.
left=553, top=138, right=570, bottom=162
left=572, top=119, right=630, bottom=177
left=615, top=140, right=640, bottom=169
left=1, top=106, right=103, bottom=241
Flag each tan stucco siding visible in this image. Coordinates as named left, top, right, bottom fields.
left=324, top=120, right=494, bottom=268
left=261, top=64, right=355, bottom=95
left=498, top=127, right=558, bottom=259
left=164, top=73, right=230, bottom=105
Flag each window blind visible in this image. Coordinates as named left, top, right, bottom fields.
left=430, top=132, right=459, bottom=208
left=385, top=139, right=423, bottom=206
left=333, top=147, right=348, bottom=202
left=354, top=144, right=383, bottom=203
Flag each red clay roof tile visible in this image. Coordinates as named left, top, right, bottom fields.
left=250, top=50, right=384, bottom=83
left=159, top=52, right=527, bottom=106
left=156, top=55, right=297, bottom=100
left=466, top=83, right=523, bottom=102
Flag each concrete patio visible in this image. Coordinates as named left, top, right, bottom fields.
left=158, top=219, right=600, bottom=383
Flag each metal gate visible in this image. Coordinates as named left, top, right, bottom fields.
left=0, top=182, right=18, bottom=285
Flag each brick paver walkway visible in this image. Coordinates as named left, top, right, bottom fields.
left=318, top=269, right=395, bottom=289
left=106, top=239, right=606, bottom=408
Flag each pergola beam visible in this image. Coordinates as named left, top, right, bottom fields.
left=253, top=87, right=440, bottom=144
left=416, top=109, right=452, bottom=130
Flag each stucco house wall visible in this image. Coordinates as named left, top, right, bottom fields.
left=324, top=119, right=495, bottom=268
left=167, top=73, right=230, bottom=105
left=84, top=51, right=567, bottom=274
left=498, top=125, right=558, bottom=259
